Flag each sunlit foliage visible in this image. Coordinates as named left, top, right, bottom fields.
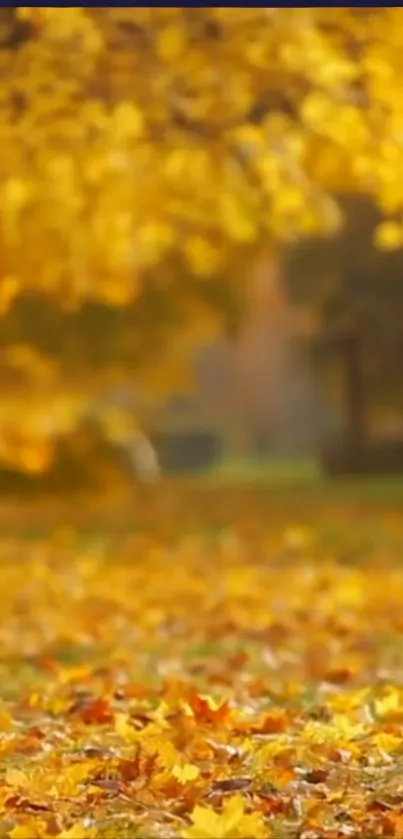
left=2, top=8, right=403, bottom=469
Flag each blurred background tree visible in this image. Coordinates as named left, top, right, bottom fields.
left=285, top=195, right=403, bottom=446
left=1, top=8, right=403, bottom=480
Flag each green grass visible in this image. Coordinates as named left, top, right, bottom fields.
left=211, top=455, right=320, bottom=482
left=0, top=456, right=403, bottom=546
left=205, top=455, right=403, bottom=504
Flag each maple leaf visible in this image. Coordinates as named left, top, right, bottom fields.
left=184, top=692, right=231, bottom=726
left=234, top=709, right=290, bottom=735
left=183, top=795, right=268, bottom=838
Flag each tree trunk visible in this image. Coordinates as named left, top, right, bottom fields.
left=341, top=331, right=367, bottom=445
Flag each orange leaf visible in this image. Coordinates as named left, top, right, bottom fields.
left=185, top=692, right=231, bottom=726
left=234, top=708, right=290, bottom=735
left=71, top=697, right=114, bottom=725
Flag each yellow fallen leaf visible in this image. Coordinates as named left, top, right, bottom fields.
left=115, top=712, right=139, bottom=743
left=257, top=735, right=293, bottom=766
left=56, top=824, right=98, bottom=839
left=172, top=762, right=200, bottom=783
left=373, top=732, right=402, bottom=754
left=374, top=686, right=403, bottom=719
left=50, top=762, right=94, bottom=797
left=142, top=734, right=180, bottom=768
left=9, top=822, right=48, bottom=839
left=183, top=794, right=268, bottom=838
left=6, top=768, right=29, bottom=788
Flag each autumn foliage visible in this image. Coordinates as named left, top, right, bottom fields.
left=1, top=485, right=403, bottom=837
left=2, top=8, right=403, bottom=470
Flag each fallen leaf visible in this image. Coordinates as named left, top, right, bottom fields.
left=183, top=794, right=267, bottom=838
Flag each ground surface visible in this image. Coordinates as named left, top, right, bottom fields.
left=1, top=477, right=403, bottom=838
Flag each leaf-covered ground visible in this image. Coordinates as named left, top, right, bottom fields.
left=1, top=483, right=403, bottom=838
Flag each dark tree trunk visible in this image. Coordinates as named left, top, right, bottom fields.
left=340, top=330, right=367, bottom=445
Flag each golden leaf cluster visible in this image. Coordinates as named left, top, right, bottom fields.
left=2, top=8, right=403, bottom=295
left=0, top=8, right=402, bottom=467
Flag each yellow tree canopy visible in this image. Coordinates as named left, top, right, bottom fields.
left=1, top=6, right=403, bottom=471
